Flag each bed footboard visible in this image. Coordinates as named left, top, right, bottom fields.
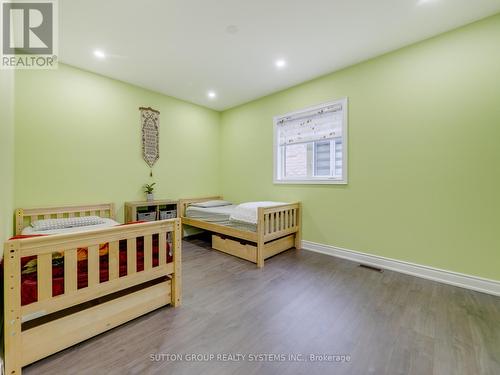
left=257, top=202, right=301, bottom=267
left=3, top=219, right=181, bottom=375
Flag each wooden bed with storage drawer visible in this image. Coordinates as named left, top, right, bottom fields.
left=3, top=203, right=181, bottom=375
left=180, top=196, right=301, bottom=268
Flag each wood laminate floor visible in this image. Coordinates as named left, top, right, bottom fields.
left=24, top=236, right=500, bottom=375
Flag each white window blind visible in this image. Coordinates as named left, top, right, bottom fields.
left=274, top=98, right=347, bottom=184
left=276, top=103, right=343, bottom=146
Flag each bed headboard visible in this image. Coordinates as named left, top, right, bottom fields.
left=178, top=196, right=222, bottom=217
left=15, top=203, right=115, bottom=235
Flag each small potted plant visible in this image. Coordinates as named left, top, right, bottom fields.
left=144, top=182, right=156, bottom=202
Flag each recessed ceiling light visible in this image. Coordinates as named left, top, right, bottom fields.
left=207, top=91, right=217, bottom=99
left=417, top=0, right=435, bottom=5
left=275, top=59, right=287, bottom=69
left=225, top=25, right=239, bottom=34
left=93, top=50, right=106, bottom=59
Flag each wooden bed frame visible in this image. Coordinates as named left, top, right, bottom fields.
left=3, top=203, right=182, bottom=375
left=180, top=196, right=301, bottom=268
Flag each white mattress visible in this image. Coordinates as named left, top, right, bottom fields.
left=22, top=218, right=120, bottom=235
left=185, top=205, right=236, bottom=223
left=185, top=205, right=256, bottom=232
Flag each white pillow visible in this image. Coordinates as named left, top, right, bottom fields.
left=31, top=216, right=105, bottom=231
left=190, top=200, right=232, bottom=208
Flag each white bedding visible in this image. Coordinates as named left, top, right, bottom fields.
left=230, top=201, right=287, bottom=224
left=22, top=218, right=120, bottom=235
left=184, top=204, right=256, bottom=232
left=185, top=205, right=236, bottom=223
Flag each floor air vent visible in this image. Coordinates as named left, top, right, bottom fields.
left=359, top=264, right=383, bottom=272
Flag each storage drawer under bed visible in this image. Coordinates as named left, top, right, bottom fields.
left=211, top=233, right=296, bottom=263
left=212, top=234, right=257, bottom=262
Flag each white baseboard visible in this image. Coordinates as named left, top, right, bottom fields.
left=302, top=240, right=500, bottom=297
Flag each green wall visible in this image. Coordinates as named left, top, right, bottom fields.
left=0, top=70, right=14, bottom=241
left=14, top=64, right=220, bottom=222
left=220, top=14, right=500, bottom=280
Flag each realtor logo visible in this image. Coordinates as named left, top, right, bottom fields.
left=1, top=0, right=58, bottom=69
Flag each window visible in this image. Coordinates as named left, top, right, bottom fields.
left=274, top=98, right=348, bottom=184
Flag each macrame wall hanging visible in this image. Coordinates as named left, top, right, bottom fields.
left=139, top=107, right=160, bottom=177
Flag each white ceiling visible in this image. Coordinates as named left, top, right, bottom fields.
left=60, top=0, right=500, bottom=111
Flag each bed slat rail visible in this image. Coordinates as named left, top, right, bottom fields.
left=64, top=248, right=78, bottom=292
left=127, top=238, right=137, bottom=275
left=261, top=203, right=301, bottom=243
left=16, top=203, right=115, bottom=235
left=37, top=254, right=52, bottom=301
left=144, top=234, right=153, bottom=270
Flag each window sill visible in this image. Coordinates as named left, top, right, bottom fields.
left=273, top=179, right=348, bottom=185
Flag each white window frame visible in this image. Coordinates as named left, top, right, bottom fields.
left=273, top=98, right=348, bottom=185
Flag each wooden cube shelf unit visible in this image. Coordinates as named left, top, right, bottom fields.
left=125, top=199, right=179, bottom=223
